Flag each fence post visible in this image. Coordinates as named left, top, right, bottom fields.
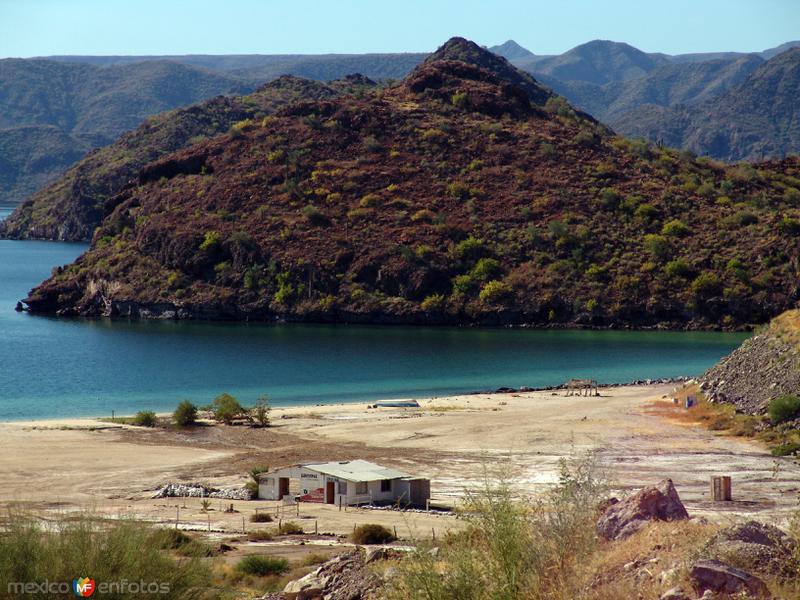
left=394, top=525, right=397, bottom=539
left=176, top=506, right=179, bottom=529
left=432, top=527, right=435, bottom=541
left=315, top=520, right=318, bottom=535
left=207, top=513, right=211, bottom=532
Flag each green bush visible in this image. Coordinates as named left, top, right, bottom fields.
left=643, top=234, right=671, bottom=262
left=173, top=400, right=198, bottom=427
left=421, top=294, right=446, bottom=312
left=132, top=410, right=157, bottom=427
left=479, top=280, right=513, bottom=304
left=664, top=259, right=695, bottom=279
left=199, top=230, right=220, bottom=251
left=210, top=393, right=246, bottom=424
left=351, top=524, right=396, bottom=545
left=250, top=396, right=271, bottom=427
left=661, top=219, right=691, bottom=237
left=0, top=514, right=210, bottom=598
left=250, top=512, right=273, bottom=523
left=278, top=521, right=304, bottom=535
left=691, top=272, right=722, bottom=297
left=301, top=204, right=328, bottom=225
left=235, top=555, right=289, bottom=576
left=768, top=395, right=800, bottom=424
left=778, top=216, right=800, bottom=235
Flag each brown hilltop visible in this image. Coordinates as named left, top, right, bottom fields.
left=23, top=38, right=800, bottom=329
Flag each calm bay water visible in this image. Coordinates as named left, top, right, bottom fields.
left=0, top=239, right=749, bottom=421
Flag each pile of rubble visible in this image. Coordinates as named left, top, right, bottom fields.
left=151, top=482, right=253, bottom=500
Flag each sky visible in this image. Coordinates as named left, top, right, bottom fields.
left=0, top=0, right=798, bottom=58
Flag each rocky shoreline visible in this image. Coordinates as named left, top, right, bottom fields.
left=700, top=311, right=800, bottom=415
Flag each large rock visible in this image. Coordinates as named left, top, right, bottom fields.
left=283, top=549, right=384, bottom=600
left=690, top=559, right=769, bottom=597
left=704, top=520, right=796, bottom=577
left=597, top=479, right=689, bottom=541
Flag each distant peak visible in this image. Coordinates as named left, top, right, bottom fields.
left=490, top=40, right=535, bottom=60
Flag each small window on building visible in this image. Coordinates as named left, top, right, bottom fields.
left=355, top=481, right=368, bottom=495
left=381, top=479, right=392, bottom=492
left=338, top=480, right=347, bottom=495
left=263, top=478, right=275, bottom=487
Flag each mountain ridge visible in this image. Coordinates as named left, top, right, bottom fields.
left=21, top=38, right=800, bottom=331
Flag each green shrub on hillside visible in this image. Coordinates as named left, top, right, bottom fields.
left=661, top=219, right=691, bottom=237
left=479, top=280, right=513, bottom=304
left=643, top=234, right=671, bottom=262
left=768, top=395, right=800, bottom=424
left=665, top=259, right=694, bottom=279
left=199, top=230, right=220, bottom=251
left=421, top=294, right=446, bottom=312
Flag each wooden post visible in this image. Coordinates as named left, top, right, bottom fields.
left=711, top=476, right=732, bottom=501
left=207, top=513, right=211, bottom=531
left=296, top=502, right=299, bottom=516
left=394, top=525, right=397, bottom=539
left=432, top=527, right=435, bottom=541
left=242, top=516, right=246, bottom=533
left=175, top=506, right=179, bottom=529
left=315, top=520, right=318, bottom=535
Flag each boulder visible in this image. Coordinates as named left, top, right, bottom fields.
left=659, top=587, right=689, bottom=600
left=704, top=520, right=795, bottom=578
left=597, top=479, right=689, bottom=541
left=690, top=559, right=768, bottom=597
left=283, top=549, right=384, bottom=600
left=283, top=569, right=326, bottom=600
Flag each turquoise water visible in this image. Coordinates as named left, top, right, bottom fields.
left=0, top=240, right=749, bottom=421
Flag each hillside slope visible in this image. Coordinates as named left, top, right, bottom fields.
left=21, top=39, right=800, bottom=328
left=0, top=59, right=250, bottom=203
left=540, top=54, right=764, bottom=124
left=615, top=48, right=800, bottom=161
left=1, top=76, right=373, bottom=241
left=701, top=310, right=800, bottom=414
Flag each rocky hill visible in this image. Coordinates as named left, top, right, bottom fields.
left=522, top=40, right=670, bottom=85
left=20, top=38, right=800, bottom=328
left=0, top=58, right=251, bottom=203
left=701, top=310, right=800, bottom=414
left=0, top=75, right=374, bottom=241
left=615, top=48, right=800, bottom=162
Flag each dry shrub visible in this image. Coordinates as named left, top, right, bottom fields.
left=387, top=453, right=606, bottom=600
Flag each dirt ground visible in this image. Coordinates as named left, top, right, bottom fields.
left=1, top=383, right=799, bottom=543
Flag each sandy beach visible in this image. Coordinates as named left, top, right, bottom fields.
left=1, top=382, right=798, bottom=539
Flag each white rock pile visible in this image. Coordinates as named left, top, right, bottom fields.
left=151, top=482, right=253, bottom=500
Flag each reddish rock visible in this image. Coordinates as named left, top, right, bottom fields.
left=690, top=559, right=769, bottom=597
left=596, top=479, right=689, bottom=541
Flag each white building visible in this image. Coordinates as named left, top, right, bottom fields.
left=257, top=459, right=430, bottom=507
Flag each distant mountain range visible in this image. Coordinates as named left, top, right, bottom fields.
left=0, top=58, right=251, bottom=203
left=1, top=37, right=799, bottom=208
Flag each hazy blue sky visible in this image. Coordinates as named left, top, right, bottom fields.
left=1, top=0, right=798, bottom=57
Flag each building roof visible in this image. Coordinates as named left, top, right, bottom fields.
left=301, top=460, right=409, bottom=482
